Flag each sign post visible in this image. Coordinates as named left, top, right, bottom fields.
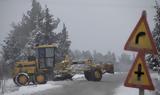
left=124, top=10, right=157, bottom=95
left=139, top=89, right=144, bottom=95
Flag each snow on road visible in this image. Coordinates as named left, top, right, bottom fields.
left=1, top=72, right=158, bottom=95
left=114, top=73, right=159, bottom=95
left=114, top=85, right=154, bottom=95
left=2, top=74, right=86, bottom=95
left=0, top=79, right=19, bottom=94
left=3, top=81, right=62, bottom=95
left=1, top=74, right=85, bottom=95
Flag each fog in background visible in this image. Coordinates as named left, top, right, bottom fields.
left=0, top=0, right=155, bottom=56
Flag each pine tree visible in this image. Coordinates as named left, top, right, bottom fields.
left=30, top=6, right=60, bottom=46
left=1, top=0, right=43, bottom=76
left=81, top=50, right=92, bottom=59
left=93, top=51, right=105, bottom=64
left=1, top=0, right=71, bottom=77
left=146, top=1, right=160, bottom=70
left=56, top=24, right=71, bottom=62
left=2, top=0, right=42, bottom=63
left=70, top=50, right=82, bottom=60
left=26, top=0, right=42, bottom=31
left=104, top=51, right=116, bottom=64
left=118, top=53, right=131, bottom=64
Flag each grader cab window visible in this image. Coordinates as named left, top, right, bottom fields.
left=37, top=47, right=55, bottom=69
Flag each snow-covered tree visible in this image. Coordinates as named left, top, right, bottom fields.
left=1, top=0, right=70, bottom=76
left=116, top=53, right=133, bottom=72
left=56, top=24, right=71, bottom=62
left=118, top=53, right=132, bottom=64
left=26, top=0, right=42, bottom=30
left=2, top=0, right=42, bottom=65
left=70, top=50, right=82, bottom=60
left=81, top=50, right=92, bottom=59
left=146, top=1, right=160, bottom=70
left=28, top=6, right=60, bottom=46
left=93, top=51, right=105, bottom=64
left=104, top=51, right=116, bottom=64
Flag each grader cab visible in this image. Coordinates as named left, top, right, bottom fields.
left=13, top=44, right=57, bottom=86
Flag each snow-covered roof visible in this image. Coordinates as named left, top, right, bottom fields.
left=35, top=43, right=58, bottom=48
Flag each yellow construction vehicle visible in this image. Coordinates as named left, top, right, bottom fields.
left=13, top=44, right=57, bottom=86
left=55, top=58, right=114, bottom=81
left=13, top=43, right=114, bottom=86
left=52, top=53, right=114, bottom=81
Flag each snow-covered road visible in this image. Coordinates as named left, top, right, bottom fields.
left=4, top=83, right=62, bottom=95
left=2, top=81, right=62, bottom=95
left=1, top=72, right=159, bottom=95
left=1, top=74, right=86, bottom=95
left=114, top=85, right=154, bottom=95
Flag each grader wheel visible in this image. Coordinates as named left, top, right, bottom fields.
left=84, top=70, right=92, bottom=81
left=17, top=73, right=29, bottom=86
left=92, top=69, right=102, bottom=81
left=84, top=68, right=102, bottom=81
left=13, top=75, right=20, bottom=86
left=35, top=73, right=47, bottom=84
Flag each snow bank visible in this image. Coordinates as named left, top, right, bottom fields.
left=104, top=72, right=123, bottom=75
left=0, top=79, right=19, bottom=93
left=72, top=74, right=85, bottom=80
left=114, top=85, right=154, bottom=95
left=155, top=75, right=160, bottom=95
left=151, top=72, right=159, bottom=79
left=114, top=72, right=128, bottom=74
left=72, top=72, right=126, bottom=80
left=113, top=73, right=157, bottom=95
left=4, top=82, right=62, bottom=95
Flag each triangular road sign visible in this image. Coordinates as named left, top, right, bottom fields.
left=124, top=11, right=157, bottom=54
left=124, top=51, right=155, bottom=90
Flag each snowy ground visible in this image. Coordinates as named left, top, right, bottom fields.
left=113, top=85, right=155, bottom=95
left=154, top=73, right=160, bottom=95
left=0, top=74, right=86, bottom=95
left=0, top=79, right=19, bottom=94
left=4, top=83, right=62, bottom=95
left=113, top=72, right=159, bottom=95
left=0, top=73, right=93, bottom=95
left=0, top=72, right=159, bottom=95
left=0, top=79, right=62, bottom=95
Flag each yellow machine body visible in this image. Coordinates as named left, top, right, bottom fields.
left=13, top=61, right=37, bottom=77
left=13, top=44, right=57, bottom=86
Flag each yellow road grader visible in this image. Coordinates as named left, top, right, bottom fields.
left=13, top=44, right=114, bottom=86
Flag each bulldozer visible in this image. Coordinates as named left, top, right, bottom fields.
left=13, top=43, right=114, bottom=86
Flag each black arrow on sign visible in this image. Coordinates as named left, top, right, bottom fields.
left=135, top=32, right=146, bottom=44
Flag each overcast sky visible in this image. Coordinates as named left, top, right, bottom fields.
left=0, top=0, right=156, bottom=56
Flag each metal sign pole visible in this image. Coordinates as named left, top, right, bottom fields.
left=1, top=60, right=4, bottom=95
left=139, top=89, right=144, bottom=95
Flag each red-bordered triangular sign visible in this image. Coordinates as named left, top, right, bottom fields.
left=124, top=51, right=155, bottom=90
left=124, top=11, right=157, bottom=54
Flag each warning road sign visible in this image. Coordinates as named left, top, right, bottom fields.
left=124, top=51, right=155, bottom=90
left=124, top=11, right=157, bottom=54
